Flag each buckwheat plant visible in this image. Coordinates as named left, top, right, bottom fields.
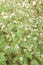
left=0, top=0, right=43, bottom=65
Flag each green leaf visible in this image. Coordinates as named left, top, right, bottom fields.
left=0, top=52, right=6, bottom=65
left=30, top=59, right=39, bottom=65
left=24, top=50, right=32, bottom=60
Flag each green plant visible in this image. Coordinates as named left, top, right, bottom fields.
left=0, top=0, right=43, bottom=65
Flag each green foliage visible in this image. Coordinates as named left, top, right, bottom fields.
left=0, top=0, right=43, bottom=65
left=0, top=52, right=6, bottom=65
left=30, top=59, right=39, bottom=65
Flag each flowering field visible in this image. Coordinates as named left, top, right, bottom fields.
left=0, top=0, right=43, bottom=65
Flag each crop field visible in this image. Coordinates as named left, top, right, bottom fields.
left=0, top=0, right=43, bottom=65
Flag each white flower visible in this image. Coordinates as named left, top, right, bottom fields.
left=25, top=27, right=28, bottom=31
left=3, top=15, right=8, bottom=19
left=29, top=45, right=34, bottom=52
left=22, top=2, right=25, bottom=7
left=28, top=28, right=31, bottom=30
left=15, top=44, right=20, bottom=49
left=32, top=1, right=36, bottom=6
left=31, top=52, right=34, bottom=55
left=27, top=14, right=29, bottom=17
left=19, top=10, right=23, bottom=14
left=13, top=20, right=17, bottom=23
left=29, top=18, right=32, bottom=22
left=1, top=25, right=5, bottom=30
left=4, top=5, right=6, bottom=8
left=29, top=45, right=33, bottom=51
left=11, top=32, right=15, bottom=37
left=40, top=33, right=43, bottom=37
left=0, top=23, right=3, bottom=25
left=37, top=51, right=40, bottom=54
left=39, top=1, right=41, bottom=4
left=20, top=57, right=23, bottom=61
left=24, top=38, right=27, bottom=42
left=20, top=23, right=23, bottom=28
left=6, top=35, right=9, bottom=38
left=24, top=49, right=26, bottom=51
left=36, top=22, right=38, bottom=24
left=10, top=13, right=15, bottom=17
left=34, top=29, right=37, bottom=31
left=31, top=44, right=34, bottom=47
left=1, top=12, right=6, bottom=15
left=29, top=48, right=32, bottom=52
left=27, top=35, right=30, bottom=38
left=18, top=3, right=21, bottom=6
left=41, top=54, right=43, bottom=58
left=2, top=0, right=6, bottom=1
left=5, top=46, right=10, bottom=49
left=34, top=36, right=37, bottom=40
left=12, top=34, right=15, bottom=37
